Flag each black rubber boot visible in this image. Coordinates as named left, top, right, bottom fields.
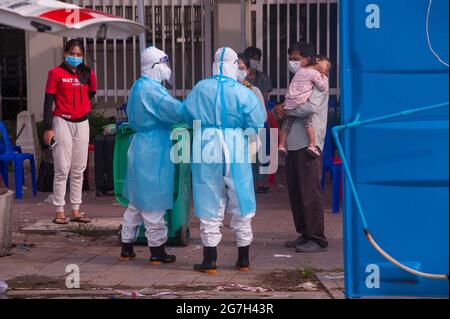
left=193, top=247, right=217, bottom=274
left=120, top=243, right=136, bottom=261
left=235, top=246, right=250, bottom=272
left=149, top=245, right=176, bottom=265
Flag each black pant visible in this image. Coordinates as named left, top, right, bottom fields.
left=286, top=148, right=328, bottom=248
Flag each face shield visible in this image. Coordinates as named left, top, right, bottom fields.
left=141, top=47, right=173, bottom=85
left=151, top=55, right=174, bottom=86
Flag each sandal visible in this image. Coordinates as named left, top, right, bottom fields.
left=52, top=217, right=69, bottom=225
left=70, top=213, right=91, bottom=224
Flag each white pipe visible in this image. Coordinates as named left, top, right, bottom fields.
left=367, top=232, right=448, bottom=280
left=113, top=3, right=118, bottom=103
left=132, top=0, right=137, bottom=81
left=426, top=0, right=449, bottom=67
left=122, top=0, right=127, bottom=102
left=240, top=0, right=246, bottom=51
left=137, top=0, right=145, bottom=52
left=171, top=0, right=176, bottom=95
left=103, top=1, right=108, bottom=102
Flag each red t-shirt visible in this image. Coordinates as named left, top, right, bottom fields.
left=45, top=65, right=97, bottom=120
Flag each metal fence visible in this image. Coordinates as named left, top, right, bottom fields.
left=67, top=0, right=339, bottom=107
left=68, top=0, right=214, bottom=106
left=251, top=0, right=340, bottom=100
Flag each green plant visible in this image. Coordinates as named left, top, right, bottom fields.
left=296, top=261, right=317, bottom=280
left=68, top=223, right=97, bottom=237
left=88, top=104, right=115, bottom=140
left=333, top=267, right=344, bottom=273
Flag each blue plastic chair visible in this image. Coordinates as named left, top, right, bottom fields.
left=331, top=157, right=343, bottom=214
left=266, top=100, right=276, bottom=112
left=321, top=126, right=342, bottom=214
left=328, top=96, right=340, bottom=126
left=0, top=144, right=22, bottom=154
left=0, top=121, right=37, bottom=199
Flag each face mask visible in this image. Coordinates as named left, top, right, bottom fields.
left=159, top=63, right=173, bottom=85
left=250, top=59, right=260, bottom=70
left=289, top=61, right=302, bottom=74
left=237, top=69, right=248, bottom=82
left=65, top=56, right=83, bottom=67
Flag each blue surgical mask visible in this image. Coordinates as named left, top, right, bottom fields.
left=65, top=56, right=83, bottom=67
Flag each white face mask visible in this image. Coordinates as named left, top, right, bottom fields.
left=142, top=62, right=173, bottom=84
left=289, top=61, right=302, bottom=74
left=237, top=69, right=248, bottom=82
left=250, top=59, right=260, bottom=70
left=159, top=63, right=172, bottom=83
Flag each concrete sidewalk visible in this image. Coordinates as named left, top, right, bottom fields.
left=0, top=167, right=344, bottom=299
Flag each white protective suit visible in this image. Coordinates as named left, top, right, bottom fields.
left=184, top=47, right=266, bottom=247
left=121, top=46, right=183, bottom=247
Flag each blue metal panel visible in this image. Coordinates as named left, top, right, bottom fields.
left=340, top=0, right=449, bottom=298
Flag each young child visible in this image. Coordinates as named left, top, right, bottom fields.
left=279, top=55, right=331, bottom=157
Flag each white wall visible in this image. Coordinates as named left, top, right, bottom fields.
left=25, top=32, right=63, bottom=121
left=214, top=0, right=248, bottom=52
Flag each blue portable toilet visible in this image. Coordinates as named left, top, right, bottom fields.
left=340, top=0, right=449, bottom=298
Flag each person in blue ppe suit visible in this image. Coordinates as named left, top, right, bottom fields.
left=120, top=46, right=184, bottom=265
left=183, top=47, right=266, bottom=273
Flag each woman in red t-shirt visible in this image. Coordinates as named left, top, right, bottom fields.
left=43, top=39, right=97, bottom=224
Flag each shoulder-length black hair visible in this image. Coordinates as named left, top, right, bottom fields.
left=64, top=39, right=91, bottom=85
left=237, top=53, right=251, bottom=70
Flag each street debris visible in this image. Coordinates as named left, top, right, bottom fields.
left=114, top=290, right=145, bottom=298
left=138, top=288, right=159, bottom=295
left=13, top=243, right=35, bottom=250
left=152, top=291, right=178, bottom=297
left=111, top=287, right=212, bottom=299
left=216, top=283, right=274, bottom=293
left=139, top=288, right=207, bottom=297
left=184, top=245, right=202, bottom=259
left=295, top=282, right=319, bottom=291
left=273, top=254, right=292, bottom=258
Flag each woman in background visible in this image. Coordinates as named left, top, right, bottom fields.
left=237, top=53, right=269, bottom=193
left=43, top=39, right=97, bottom=225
